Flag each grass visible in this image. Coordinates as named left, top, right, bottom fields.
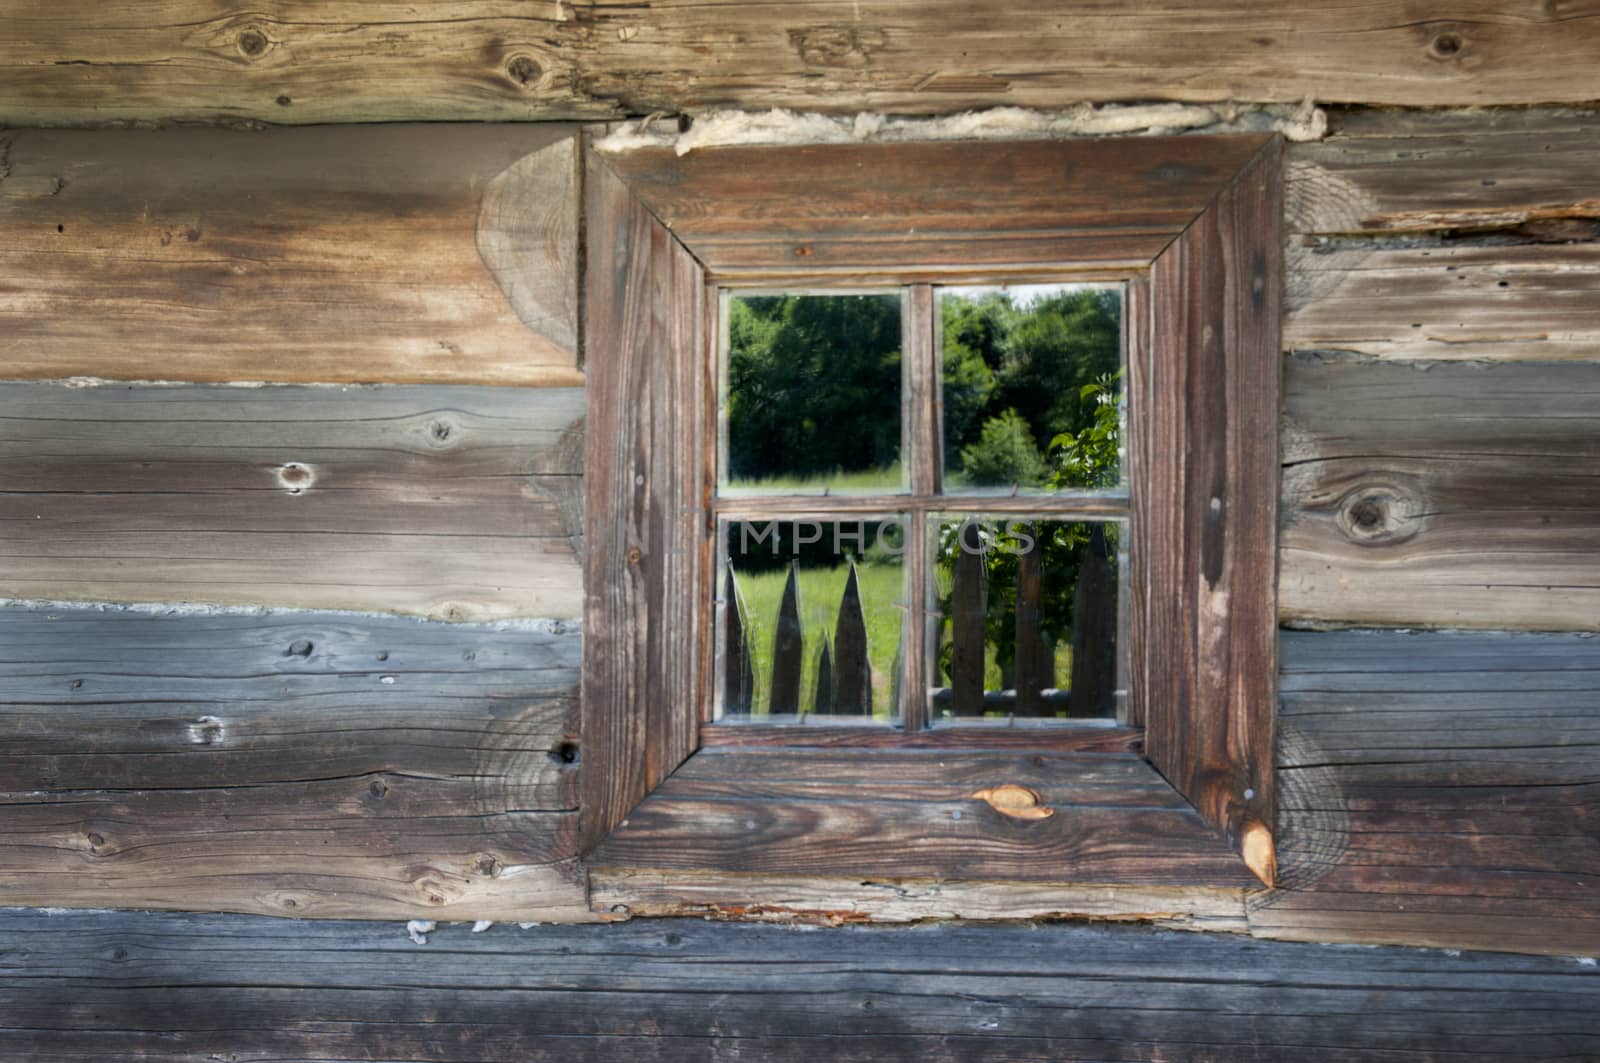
left=725, top=463, right=903, bottom=494
left=728, top=560, right=904, bottom=720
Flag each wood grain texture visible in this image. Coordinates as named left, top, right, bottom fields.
left=8, top=3, right=1600, bottom=124
left=1288, top=108, right=1600, bottom=236
left=1280, top=354, right=1600, bottom=629
left=1140, top=138, right=1281, bottom=875
left=0, top=383, right=585, bottom=619
left=1286, top=241, right=1600, bottom=361
left=592, top=870, right=1247, bottom=928
left=600, top=135, right=1271, bottom=277
left=590, top=749, right=1258, bottom=888
left=3, top=910, right=1596, bottom=1062
left=579, top=151, right=706, bottom=851
left=0, top=126, right=579, bottom=385
left=0, top=604, right=590, bottom=921
left=1253, top=628, right=1600, bottom=956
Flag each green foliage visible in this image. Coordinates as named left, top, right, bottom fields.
left=726, top=294, right=902, bottom=484
left=958, top=409, right=1049, bottom=487
left=1050, top=371, right=1124, bottom=490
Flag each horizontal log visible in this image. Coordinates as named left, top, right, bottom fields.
left=5, top=4, right=1600, bottom=125
left=590, top=749, right=1258, bottom=888
left=1, top=910, right=1595, bottom=1061
left=1288, top=108, right=1600, bottom=235
left=0, top=604, right=589, bottom=920
left=1286, top=241, right=1600, bottom=361
left=1279, top=355, right=1600, bottom=629
left=0, top=383, right=585, bottom=619
left=0, top=126, right=579, bottom=385
left=1254, top=628, right=1600, bottom=956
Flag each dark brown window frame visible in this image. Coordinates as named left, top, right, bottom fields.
left=582, top=133, right=1282, bottom=890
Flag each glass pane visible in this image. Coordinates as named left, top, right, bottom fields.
left=722, top=292, right=904, bottom=494
left=939, top=284, right=1124, bottom=494
left=716, top=517, right=906, bottom=723
left=927, top=516, right=1123, bottom=722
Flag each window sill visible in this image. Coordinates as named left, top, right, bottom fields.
left=588, top=747, right=1261, bottom=889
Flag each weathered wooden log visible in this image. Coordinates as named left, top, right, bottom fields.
left=5, top=4, right=1600, bottom=125
left=0, top=604, right=588, bottom=921
left=1280, top=355, right=1600, bottom=630
left=5, top=910, right=1595, bottom=1062
left=0, top=382, right=584, bottom=620
left=0, top=127, right=579, bottom=385
left=1254, top=628, right=1600, bottom=957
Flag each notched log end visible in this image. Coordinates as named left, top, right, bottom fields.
left=1241, top=821, right=1276, bottom=888
left=971, top=784, right=1055, bottom=820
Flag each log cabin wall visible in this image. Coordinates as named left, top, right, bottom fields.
left=2, top=4, right=1599, bottom=1056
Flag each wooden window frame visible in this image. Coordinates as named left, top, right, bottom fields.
left=582, top=133, right=1282, bottom=890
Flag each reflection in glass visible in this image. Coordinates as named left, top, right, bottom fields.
left=939, top=284, right=1124, bottom=494
left=928, top=517, right=1123, bottom=721
left=717, top=518, right=905, bottom=723
left=723, top=292, right=903, bottom=493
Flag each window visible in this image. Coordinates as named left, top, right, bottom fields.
left=582, top=134, right=1282, bottom=890
left=711, top=283, right=1128, bottom=729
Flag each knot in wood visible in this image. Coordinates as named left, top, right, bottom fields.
left=971, top=784, right=1054, bottom=820
left=506, top=54, right=543, bottom=88
left=1429, top=31, right=1463, bottom=59
left=237, top=28, right=269, bottom=58
left=1336, top=483, right=1420, bottom=547
left=276, top=462, right=314, bottom=494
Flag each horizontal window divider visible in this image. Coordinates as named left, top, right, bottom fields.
left=698, top=723, right=1144, bottom=753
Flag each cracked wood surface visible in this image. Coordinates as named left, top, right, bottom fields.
left=1, top=910, right=1596, bottom=1061
left=1285, top=109, right=1600, bottom=362
left=1279, top=355, right=1600, bottom=630
left=0, top=604, right=591, bottom=921
left=0, top=383, right=585, bottom=619
left=0, top=126, right=579, bottom=385
left=1254, top=628, right=1600, bottom=957
left=5, top=2, right=1600, bottom=124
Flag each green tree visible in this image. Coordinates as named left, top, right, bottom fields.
left=727, top=294, right=902, bottom=483
left=958, top=409, right=1048, bottom=488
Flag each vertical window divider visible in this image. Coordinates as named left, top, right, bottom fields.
left=902, top=284, right=937, bottom=732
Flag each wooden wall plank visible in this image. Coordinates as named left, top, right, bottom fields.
left=6, top=3, right=1600, bottom=124
left=1254, top=628, right=1600, bottom=956
left=1288, top=109, right=1600, bottom=236
left=0, top=604, right=590, bottom=921
left=1284, top=110, right=1600, bottom=363
left=1141, top=137, right=1280, bottom=874
left=0, top=127, right=579, bottom=385
left=1280, top=355, right=1600, bottom=630
left=579, top=151, right=705, bottom=851
left=1286, top=241, right=1600, bottom=361
left=2, top=911, right=1596, bottom=1061
left=0, top=383, right=585, bottom=620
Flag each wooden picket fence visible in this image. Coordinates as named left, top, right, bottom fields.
left=723, top=522, right=1117, bottom=720
left=723, top=560, right=874, bottom=716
